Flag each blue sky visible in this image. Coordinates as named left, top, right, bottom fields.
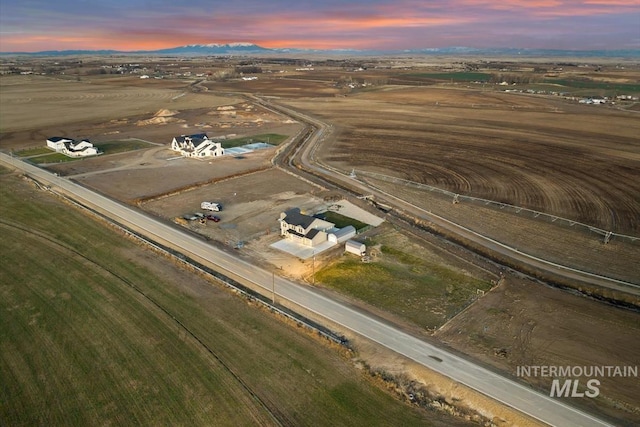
left=1, top=0, right=638, bottom=52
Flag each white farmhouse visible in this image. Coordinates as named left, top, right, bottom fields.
left=46, top=137, right=99, bottom=157
left=171, top=133, right=225, bottom=158
left=279, top=208, right=335, bottom=247
left=47, top=137, right=73, bottom=151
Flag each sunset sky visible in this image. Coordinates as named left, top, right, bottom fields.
left=1, top=0, right=639, bottom=52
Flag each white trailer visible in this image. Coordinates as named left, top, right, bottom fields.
left=201, top=201, right=222, bottom=211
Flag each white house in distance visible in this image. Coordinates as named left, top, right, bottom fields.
left=171, top=133, right=225, bottom=158
left=46, top=137, right=99, bottom=157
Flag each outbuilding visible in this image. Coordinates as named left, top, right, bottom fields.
left=328, top=225, right=356, bottom=244
left=345, top=240, right=366, bottom=256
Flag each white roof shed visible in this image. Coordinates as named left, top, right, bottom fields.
left=345, top=240, right=366, bottom=256
left=328, top=225, right=356, bottom=244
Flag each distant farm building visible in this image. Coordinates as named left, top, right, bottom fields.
left=171, top=133, right=224, bottom=158
left=46, top=137, right=99, bottom=157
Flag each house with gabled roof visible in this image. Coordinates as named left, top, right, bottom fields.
left=171, top=133, right=224, bottom=158
left=46, top=137, right=99, bottom=157
left=279, top=208, right=335, bottom=247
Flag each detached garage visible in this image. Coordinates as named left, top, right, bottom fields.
left=328, top=225, right=356, bottom=244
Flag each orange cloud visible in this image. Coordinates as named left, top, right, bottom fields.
left=462, top=0, right=638, bottom=17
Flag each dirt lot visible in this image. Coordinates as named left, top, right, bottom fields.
left=2, top=62, right=639, bottom=425
left=0, top=74, right=299, bottom=151
left=436, top=274, right=640, bottom=426
left=142, top=167, right=335, bottom=277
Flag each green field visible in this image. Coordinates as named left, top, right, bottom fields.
left=222, top=133, right=287, bottom=149
left=29, top=152, right=81, bottom=164
left=542, top=78, right=640, bottom=93
left=94, top=139, right=154, bottom=155
left=14, top=147, right=52, bottom=157
left=316, top=231, right=492, bottom=329
left=0, top=168, right=453, bottom=426
left=408, top=72, right=493, bottom=82
left=321, top=211, right=369, bottom=231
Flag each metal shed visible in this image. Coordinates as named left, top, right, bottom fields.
left=328, top=225, right=356, bottom=244
left=344, top=240, right=366, bottom=256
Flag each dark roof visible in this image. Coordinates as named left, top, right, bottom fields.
left=191, top=137, right=208, bottom=146
left=48, top=136, right=70, bottom=142
left=283, top=208, right=316, bottom=229
left=174, top=133, right=209, bottom=146
left=306, top=229, right=322, bottom=239
left=175, top=133, right=208, bottom=141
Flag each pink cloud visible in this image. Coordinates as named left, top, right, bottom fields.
left=1, top=0, right=637, bottom=52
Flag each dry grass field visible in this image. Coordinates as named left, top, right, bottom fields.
left=436, top=275, right=640, bottom=426
left=2, top=58, right=639, bottom=425
left=0, top=74, right=298, bottom=151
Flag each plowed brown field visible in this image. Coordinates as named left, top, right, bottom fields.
left=286, top=87, right=640, bottom=234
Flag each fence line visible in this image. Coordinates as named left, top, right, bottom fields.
left=355, top=170, right=639, bottom=245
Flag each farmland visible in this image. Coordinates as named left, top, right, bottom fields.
left=1, top=55, right=639, bottom=425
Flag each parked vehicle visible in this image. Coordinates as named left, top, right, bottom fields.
left=206, top=215, right=221, bottom=222
left=201, top=201, right=222, bottom=211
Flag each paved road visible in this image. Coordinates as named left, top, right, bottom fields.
left=0, top=153, right=614, bottom=427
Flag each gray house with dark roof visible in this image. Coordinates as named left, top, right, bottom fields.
left=279, top=208, right=335, bottom=247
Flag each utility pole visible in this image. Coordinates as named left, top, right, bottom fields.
left=272, top=271, right=275, bottom=304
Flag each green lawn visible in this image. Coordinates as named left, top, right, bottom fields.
left=321, top=211, right=369, bottom=231
left=221, top=133, right=287, bottom=149
left=316, top=235, right=492, bottom=329
left=0, top=171, right=444, bottom=426
left=94, top=139, right=153, bottom=155
left=14, top=147, right=53, bottom=157
left=29, top=152, right=81, bottom=164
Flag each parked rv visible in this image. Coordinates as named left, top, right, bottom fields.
left=201, top=201, right=222, bottom=211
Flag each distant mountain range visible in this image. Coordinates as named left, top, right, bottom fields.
left=2, top=42, right=639, bottom=58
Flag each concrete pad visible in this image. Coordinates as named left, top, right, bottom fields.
left=327, top=199, right=385, bottom=226
left=270, top=239, right=337, bottom=260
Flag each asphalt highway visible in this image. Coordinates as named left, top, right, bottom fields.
left=0, top=152, right=614, bottom=426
